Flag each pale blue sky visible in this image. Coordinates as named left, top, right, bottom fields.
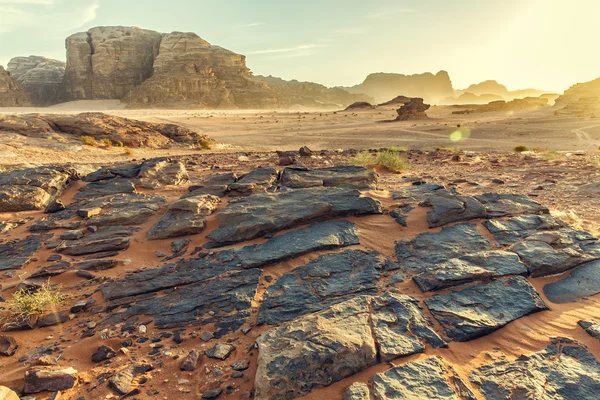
left=1, top=0, right=599, bottom=92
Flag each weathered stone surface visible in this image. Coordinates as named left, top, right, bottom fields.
left=255, top=297, right=377, bottom=400
left=0, top=234, right=46, bottom=271
left=180, top=350, right=201, bottom=371
left=228, top=167, right=278, bottom=196
left=7, top=56, right=65, bottom=106
left=396, top=224, right=491, bottom=272
left=392, top=182, right=445, bottom=204
left=371, top=357, right=475, bottom=400
left=425, top=276, right=548, bottom=342
left=395, top=98, right=430, bottom=120
left=258, top=250, right=384, bottom=325
left=108, top=364, right=152, bottom=395
left=91, top=345, right=116, bottom=363
left=0, top=65, right=30, bottom=106
left=124, top=31, right=278, bottom=109
left=102, top=268, right=260, bottom=334
left=511, top=228, right=600, bottom=277
left=136, top=159, right=189, bottom=189
left=422, top=190, right=486, bottom=228
left=55, top=226, right=136, bottom=256
left=470, top=337, right=600, bottom=400
left=544, top=260, right=600, bottom=303
left=0, top=335, right=18, bottom=356
left=213, top=220, right=359, bottom=269
left=483, top=214, right=566, bottom=246
left=579, top=320, right=600, bottom=340
left=81, top=193, right=166, bottom=227
left=74, top=179, right=136, bottom=200
left=205, top=343, right=235, bottom=360
left=474, top=193, right=549, bottom=218
left=413, top=250, right=528, bottom=292
left=343, top=382, right=370, bottom=400
left=183, top=173, right=238, bottom=198
left=37, top=311, right=68, bottom=328
left=371, top=293, right=446, bottom=361
left=207, top=187, right=382, bottom=246
left=24, top=366, right=78, bottom=394
left=0, top=166, right=74, bottom=212
left=281, top=166, right=378, bottom=190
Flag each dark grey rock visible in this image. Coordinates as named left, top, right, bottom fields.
left=37, top=311, right=68, bottom=328
left=55, top=226, right=136, bottom=256
left=475, top=192, right=549, bottom=218
left=422, top=190, right=486, bottom=228
left=413, top=250, right=528, bottom=292
left=425, top=276, right=548, bottom=342
left=80, top=193, right=166, bottom=227
left=229, top=167, right=278, bottom=196
left=579, top=320, right=600, bottom=340
left=396, top=224, right=491, bottom=272
left=24, top=366, right=78, bottom=394
left=91, top=345, right=116, bottom=363
left=371, top=293, right=446, bottom=361
left=258, top=250, right=384, bottom=325
left=29, top=218, right=81, bottom=232
left=543, top=260, right=600, bottom=303
left=483, top=214, right=566, bottom=246
left=171, top=239, right=190, bottom=253
left=231, top=360, right=249, bottom=371
left=59, top=229, right=84, bottom=240
left=0, top=335, right=18, bottom=356
left=74, top=178, right=136, bottom=200
left=391, top=182, right=445, bottom=204
left=136, top=159, right=189, bottom=189
left=108, top=364, right=152, bottom=395
left=207, top=187, right=382, bottom=246
left=389, top=206, right=412, bottom=227
left=180, top=350, right=200, bottom=371
left=213, top=220, right=360, bottom=269
left=0, top=234, right=47, bottom=271
left=202, top=388, right=222, bottom=399
left=371, top=357, right=475, bottom=400
left=470, top=337, right=600, bottom=400
left=511, top=228, right=600, bottom=277
left=44, top=199, right=65, bottom=214
left=280, top=166, right=377, bottom=190
left=183, top=172, right=238, bottom=199
left=205, top=343, right=235, bottom=360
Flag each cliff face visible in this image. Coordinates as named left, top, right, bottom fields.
left=345, top=71, right=454, bottom=104
left=554, top=77, right=600, bottom=116
left=64, top=26, right=163, bottom=100
left=0, top=66, right=31, bottom=107
left=255, top=76, right=372, bottom=109
left=123, top=32, right=278, bottom=109
left=7, top=56, right=66, bottom=105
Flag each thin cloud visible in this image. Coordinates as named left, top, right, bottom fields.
left=247, top=44, right=324, bottom=55
left=0, top=1, right=98, bottom=34
left=367, top=7, right=415, bottom=19
left=238, top=22, right=264, bottom=28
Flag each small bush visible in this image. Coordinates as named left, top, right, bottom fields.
left=1, top=283, right=64, bottom=327
left=352, top=151, right=377, bottom=167
left=352, top=150, right=408, bottom=173
left=387, top=146, right=408, bottom=152
left=199, top=137, right=211, bottom=150
left=514, top=145, right=528, bottom=153
left=100, top=138, right=113, bottom=148
left=81, top=136, right=96, bottom=146
left=115, top=141, right=124, bottom=147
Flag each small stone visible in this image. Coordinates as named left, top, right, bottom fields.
left=0, top=335, right=18, bottom=356
left=231, top=360, right=249, bottom=371
left=24, top=366, right=78, bottom=394
left=205, top=344, right=235, bottom=360
left=200, top=331, right=214, bottom=342
left=59, top=229, right=84, bottom=240
left=44, top=199, right=65, bottom=214
left=202, top=388, right=222, bottom=399
left=91, top=345, right=117, bottom=363
left=77, top=207, right=102, bottom=219
left=139, top=325, right=147, bottom=334
left=180, top=350, right=200, bottom=371
left=232, top=371, right=243, bottom=378
left=154, top=251, right=166, bottom=258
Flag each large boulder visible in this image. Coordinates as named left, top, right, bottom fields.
left=395, top=98, right=430, bottom=120
left=7, top=56, right=66, bottom=105
left=0, top=66, right=31, bottom=107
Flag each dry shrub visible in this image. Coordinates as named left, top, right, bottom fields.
left=353, top=150, right=408, bottom=173
left=1, top=282, right=64, bottom=328
left=81, top=136, right=96, bottom=146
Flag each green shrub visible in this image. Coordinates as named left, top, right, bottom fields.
left=353, top=150, right=408, bottom=173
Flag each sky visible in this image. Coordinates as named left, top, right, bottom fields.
left=0, top=0, right=599, bottom=92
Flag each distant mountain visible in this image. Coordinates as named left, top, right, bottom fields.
left=254, top=75, right=372, bottom=109
left=342, top=71, right=454, bottom=104
left=554, top=77, right=600, bottom=116
left=440, top=92, right=504, bottom=105
left=451, top=80, right=547, bottom=103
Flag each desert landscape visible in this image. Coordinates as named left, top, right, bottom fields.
left=1, top=2, right=600, bottom=400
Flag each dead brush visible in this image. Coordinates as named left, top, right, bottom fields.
left=0, top=282, right=64, bottom=329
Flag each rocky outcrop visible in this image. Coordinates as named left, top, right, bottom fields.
left=256, top=75, right=372, bottom=108
left=0, top=113, right=211, bottom=148
left=124, top=32, right=278, bottom=109
left=64, top=26, right=162, bottom=100
left=0, top=66, right=31, bottom=107
left=344, top=71, right=454, bottom=104
left=395, top=98, right=430, bottom=120
left=544, top=260, right=600, bottom=303
left=7, top=56, right=65, bottom=105
left=344, top=101, right=374, bottom=110
left=555, top=76, right=600, bottom=115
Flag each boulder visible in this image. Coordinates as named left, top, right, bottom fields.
left=74, top=178, right=136, bottom=200
left=371, top=357, right=475, bottom=400
left=425, top=276, right=548, bottom=342
left=24, top=366, right=78, bottom=393
left=544, top=260, right=600, bottom=303
left=205, top=343, right=235, bottom=360
left=7, top=56, right=65, bottom=105
left=207, top=187, right=382, bottom=246
left=344, top=101, right=374, bottom=110
left=91, top=345, right=117, bottom=363
left=470, top=337, right=600, bottom=399
left=0, top=66, right=30, bottom=107
left=395, top=98, right=430, bottom=120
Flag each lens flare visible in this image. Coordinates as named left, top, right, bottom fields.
left=450, top=127, right=471, bottom=142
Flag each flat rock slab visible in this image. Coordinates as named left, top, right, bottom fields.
left=422, top=190, right=486, bottom=228
left=103, top=268, right=261, bottom=335
left=543, top=260, right=600, bottom=303
left=470, top=337, right=600, bottom=400
left=146, top=195, right=219, bottom=240
left=511, top=228, right=600, bottom=277
left=55, top=226, right=137, bottom=256
left=370, top=356, right=475, bottom=400
left=24, top=366, right=78, bottom=394
left=425, top=276, right=548, bottom=342
left=392, top=182, right=445, bottom=204
left=207, top=187, right=382, bottom=246
left=258, top=249, right=384, bottom=325
left=396, top=224, right=491, bottom=272
left=255, top=297, right=377, bottom=400
left=79, top=193, right=166, bottom=226
left=74, top=178, right=136, bottom=200
left=413, top=250, right=528, bottom=292
left=228, top=167, right=278, bottom=196
left=0, top=234, right=47, bottom=271
left=579, top=320, right=600, bottom=340
left=213, top=220, right=360, bottom=269
left=474, top=193, right=548, bottom=218
left=281, top=166, right=377, bottom=190
left=136, top=158, right=189, bottom=189
left=483, top=214, right=566, bottom=246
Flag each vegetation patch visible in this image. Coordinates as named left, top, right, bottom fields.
left=353, top=150, right=408, bottom=173
left=1, top=283, right=64, bottom=328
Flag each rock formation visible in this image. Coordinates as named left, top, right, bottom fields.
left=7, top=56, right=65, bottom=105
left=255, top=75, right=372, bottom=109
left=0, top=66, right=31, bottom=107
left=64, top=26, right=163, bottom=100
left=344, top=101, right=374, bottom=110
left=344, top=71, right=454, bottom=104
left=395, top=97, right=430, bottom=120
left=377, top=95, right=411, bottom=107
left=554, top=77, right=600, bottom=116
left=124, top=32, right=278, bottom=108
